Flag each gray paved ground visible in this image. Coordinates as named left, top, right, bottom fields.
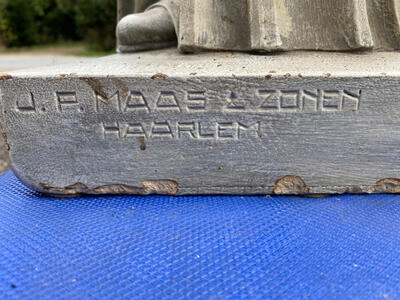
left=0, top=54, right=93, bottom=72
left=0, top=54, right=94, bottom=173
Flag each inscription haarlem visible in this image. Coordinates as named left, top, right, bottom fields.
left=12, top=88, right=361, bottom=140
left=102, top=121, right=261, bottom=140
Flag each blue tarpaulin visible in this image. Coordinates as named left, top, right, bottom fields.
left=0, top=170, right=399, bottom=299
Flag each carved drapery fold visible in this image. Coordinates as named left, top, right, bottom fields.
left=129, top=0, right=400, bottom=52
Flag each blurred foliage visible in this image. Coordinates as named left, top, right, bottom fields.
left=0, top=0, right=116, bottom=51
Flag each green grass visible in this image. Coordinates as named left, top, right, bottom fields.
left=0, top=41, right=115, bottom=57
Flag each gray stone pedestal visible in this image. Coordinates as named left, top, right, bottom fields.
left=0, top=136, right=9, bottom=174
left=1, top=49, right=400, bottom=196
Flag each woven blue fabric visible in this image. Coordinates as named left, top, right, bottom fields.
left=1, top=171, right=400, bottom=299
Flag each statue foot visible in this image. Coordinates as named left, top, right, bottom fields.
left=117, top=6, right=177, bottom=52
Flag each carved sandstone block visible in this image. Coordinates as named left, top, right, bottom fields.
left=1, top=49, right=400, bottom=196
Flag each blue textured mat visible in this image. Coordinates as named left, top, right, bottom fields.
left=1, top=171, right=400, bottom=299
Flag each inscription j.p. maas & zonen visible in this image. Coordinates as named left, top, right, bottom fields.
left=11, top=88, right=361, bottom=141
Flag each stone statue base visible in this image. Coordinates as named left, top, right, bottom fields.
left=1, top=49, right=400, bottom=196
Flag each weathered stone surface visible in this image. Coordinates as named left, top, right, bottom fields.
left=0, top=131, right=10, bottom=174
left=117, top=0, right=400, bottom=53
left=1, top=49, right=400, bottom=196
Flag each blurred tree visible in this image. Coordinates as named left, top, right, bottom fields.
left=0, top=0, right=40, bottom=46
left=0, top=0, right=116, bottom=50
left=75, top=0, right=117, bottom=51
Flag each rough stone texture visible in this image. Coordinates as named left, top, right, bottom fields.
left=2, top=49, right=400, bottom=196
left=0, top=56, right=95, bottom=175
left=273, top=176, right=310, bottom=195
left=0, top=133, right=10, bottom=174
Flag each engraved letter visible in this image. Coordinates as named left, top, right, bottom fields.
left=125, top=123, right=147, bottom=138
left=224, top=91, right=245, bottom=111
left=102, top=122, right=121, bottom=139
left=302, top=90, right=319, bottom=111
left=259, top=90, right=279, bottom=111
left=155, top=91, right=181, bottom=111
left=342, top=90, right=361, bottom=111
left=238, top=122, right=261, bottom=139
left=198, top=122, right=216, bottom=139
left=151, top=121, right=174, bottom=138
left=16, top=92, right=36, bottom=113
left=186, top=91, right=206, bottom=111
left=321, top=90, right=342, bottom=111
left=122, top=91, right=150, bottom=112
left=96, top=92, right=119, bottom=112
left=280, top=90, right=300, bottom=112
left=57, top=92, right=80, bottom=112
left=217, top=122, right=235, bottom=140
left=177, top=122, right=197, bottom=139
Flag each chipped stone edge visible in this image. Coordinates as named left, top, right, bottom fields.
left=273, top=175, right=310, bottom=195
left=10, top=164, right=400, bottom=197
left=271, top=175, right=400, bottom=197
left=39, top=180, right=179, bottom=197
left=367, top=178, right=400, bottom=194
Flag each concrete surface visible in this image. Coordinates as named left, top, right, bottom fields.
left=0, top=54, right=94, bottom=174
left=0, top=54, right=94, bottom=72
left=2, top=49, right=400, bottom=195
